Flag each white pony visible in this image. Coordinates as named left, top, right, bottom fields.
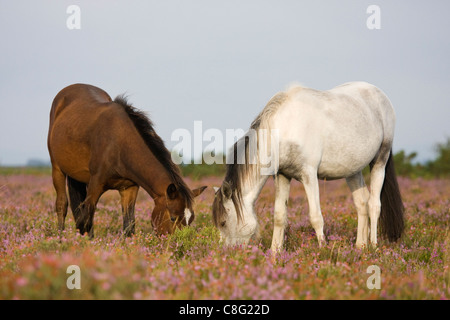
left=212, top=82, right=404, bottom=252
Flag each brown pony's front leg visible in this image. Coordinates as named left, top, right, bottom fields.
left=76, top=176, right=105, bottom=238
left=120, top=185, right=139, bottom=237
left=51, top=165, right=68, bottom=232
left=76, top=201, right=95, bottom=238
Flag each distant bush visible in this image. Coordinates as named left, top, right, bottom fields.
left=180, top=162, right=226, bottom=179
left=426, top=138, right=450, bottom=178
left=394, top=138, right=450, bottom=178
left=393, top=150, right=426, bottom=178
left=179, top=153, right=226, bottom=179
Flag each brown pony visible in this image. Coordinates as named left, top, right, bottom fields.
left=47, top=83, right=206, bottom=237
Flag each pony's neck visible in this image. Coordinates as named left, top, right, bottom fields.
left=240, top=171, right=270, bottom=207
left=122, top=145, right=173, bottom=199
left=233, top=126, right=277, bottom=209
left=136, top=166, right=173, bottom=200
left=237, top=171, right=269, bottom=240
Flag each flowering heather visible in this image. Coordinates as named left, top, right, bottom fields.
left=0, top=172, right=448, bottom=299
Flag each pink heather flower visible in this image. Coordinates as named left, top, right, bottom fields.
left=16, top=277, right=28, bottom=287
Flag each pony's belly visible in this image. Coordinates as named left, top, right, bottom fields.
left=317, top=152, right=373, bottom=180
left=317, top=163, right=361, bottom=180
left=60, top=163, right=91, bottom=184
left=50, top=141, right=91, bottom=183
left=317, top=132, right=381, bottom=180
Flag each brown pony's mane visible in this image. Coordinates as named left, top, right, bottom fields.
left=113, top=94, right=194, bottom=209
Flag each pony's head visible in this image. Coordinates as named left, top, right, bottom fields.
left=112, top=94, right=207, bottom=235
left=212, top=181, right=258, bottom=246
left=152, top=184, right=206, bottom=234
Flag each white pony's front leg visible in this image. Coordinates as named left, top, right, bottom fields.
left=302, top=167, right=325, bottom=246
left=271, top=174, right=291, bottom=253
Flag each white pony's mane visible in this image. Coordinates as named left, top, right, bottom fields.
left=251, top=83, right=304, bottom=130
left=213, top=85, right=301, bottom=225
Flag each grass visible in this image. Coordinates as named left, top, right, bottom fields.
left=0, top=170, right=448, bottom=299
left=0, top=166, right=51, bottom=176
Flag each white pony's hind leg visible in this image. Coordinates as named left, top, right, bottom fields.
left=271, top=174, right=291, bottom=253
left=368, top=169, right=384, bottom=246
left=301, top=166, right=325, bottom=246
left=346, top=172, right=370, bottom=248
left=368, top=150, right=390, bottom=246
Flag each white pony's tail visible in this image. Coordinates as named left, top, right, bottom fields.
left=378, top=150, right=405, bottom=242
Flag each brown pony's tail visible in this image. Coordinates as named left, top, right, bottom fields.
left=67, top=176, right=87, bottom=222
left=379, top=150, right=405, bottom=242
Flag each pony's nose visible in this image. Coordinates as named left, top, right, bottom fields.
left=184, top=209, right=194, bottom=225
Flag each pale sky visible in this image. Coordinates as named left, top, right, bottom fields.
left=0, top=0, right=449, bottom=165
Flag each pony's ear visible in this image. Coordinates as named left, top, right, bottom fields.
left=213, top=186, right=220, bottom=193
left=221, top=181, right=232, bottom=199
left=166, top=183, right=178, bottom=200
left=192, top=186, right=207, bottom=197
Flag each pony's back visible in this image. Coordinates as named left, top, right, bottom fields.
left=49, top=84, right=112, bottom=126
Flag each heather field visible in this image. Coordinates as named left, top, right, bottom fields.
left=0, top=170, right=448, bottom=300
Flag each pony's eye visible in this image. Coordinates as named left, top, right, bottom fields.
left=170, top=216, right=177, bottom=222
left=220, top=221, right=226, bottom=227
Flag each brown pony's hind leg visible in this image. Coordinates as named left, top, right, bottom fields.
left=67, top=176, right=87, bottom=232
left=119, top=185, right=139, bottom=237
left=51, top=166, right=68, bottom=232
left=76, top=175, right=105, bottom=238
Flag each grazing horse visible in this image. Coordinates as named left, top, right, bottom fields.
left=212, top=82, right=404, bottom=251
left=48, top=83, right=206, bottom=237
